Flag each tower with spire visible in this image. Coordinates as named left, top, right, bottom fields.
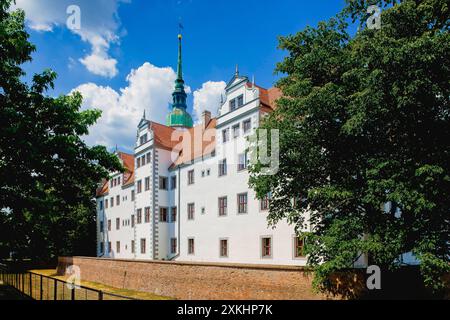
left=166, top=33, right=193, bottom=128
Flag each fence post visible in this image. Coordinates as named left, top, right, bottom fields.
left=54, top=279, right=57, bottom=300
left=40, top=275, right=43, bottom=300
left=98, top=291, right=103, bottom=301
left=71, top=287, right=75, bottom=300
left=29, top=273, right=32, bottom=298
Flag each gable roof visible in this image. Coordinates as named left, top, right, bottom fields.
left=149, top=121, right=178, bottom=150
left=171, top=118, right=217, bottom=168
left=96, top=81, right=282, bottom=186
left=96, top=152, right=135, bottom=197
left=247, top=83, right=281, bottom=111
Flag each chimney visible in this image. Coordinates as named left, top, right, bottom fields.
left=202, top=110, right=211, bottom=130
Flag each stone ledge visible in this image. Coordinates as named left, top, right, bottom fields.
left=62, top=256, right=311, bottom=272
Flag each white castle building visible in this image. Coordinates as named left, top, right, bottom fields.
left=95, top=34, right=309, bottom=266
left=96, top=34, right=422, bottom=269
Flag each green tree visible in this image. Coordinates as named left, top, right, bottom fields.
left=0, top=0, right=122, bottom=262
left=249, top=0, right=449, bottom=293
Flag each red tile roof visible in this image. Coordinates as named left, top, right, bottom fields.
left=149, top=121, right=178, bottom=150
left=96, top=152, right=135, bottom=197
left=96, top=82, right=281, bottom=189
left=247, top=83, right=281, bottom=111
left=171, top=118, right=217, bottom=167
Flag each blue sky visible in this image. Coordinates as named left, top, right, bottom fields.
left=14, top=0, right=347, bottom=151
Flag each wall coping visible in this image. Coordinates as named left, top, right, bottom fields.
left=59, top=256, right=312, bottom=272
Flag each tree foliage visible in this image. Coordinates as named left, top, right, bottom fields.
left=0, top=0, right=123, bottom=262
left=249, top=0, right=449, bottom=293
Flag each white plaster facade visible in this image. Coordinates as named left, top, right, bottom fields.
left=96, top=72, right=310, bottom=266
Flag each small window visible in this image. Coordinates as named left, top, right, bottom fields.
left=99, top=242, right=104, bottom=254
left=243, top=119, right=251, bottom=133
left=137, top=180, right=142, bottom=193
left=219, top=159, right=227, bottom=176
left=105, top=199, right=109, bottom=209
left=237, top=151, right=248, bottom=171
left=237, top=193, right=248, bottom=214
left=110, top=197, right=114, bottom=208
left=230, top=99, right=236, bottom=112
left=131, top=215, right=135, bottom=227
left=188, top=238, right=195, bottom=255
left=188, top=170, right=195, bottom=185
left=131, top=190, right=135, bottom=201
left=116, top=195, right=120, bottom=206
left=262, top=237, right=272, bottom=258
left=260, top=194, right=270, bottom=211
left=107, top=219, right=111, bottom=231
left=188, top=203, right=195, bottom=220
left=146, top=152, right=151, bottom=164
left=116, top=241, right=120, bottom=254
left=159, top=207, right=168, bottom=222
left=145, top=177, right=151, bottom=191
left=159, top=176, right=168, bottom=190
left=141, top=155, right=146, bottom=166
left=207, top=169, right=210, bottom=176
left=140, top=238, right=146, bottom=254
left=137, top=208, right=142, bottom=224
left=294, top=237, right=306, bottom=258
left=171, top=176, right=177, bottom=190
left=137, top=157, right=141, bottom=168
left=140, top=134, right=148, bottom=145
left=171, top=207, right=177, bottom=222
left=108, top=242, right=112, bottom=253
left=220, top=239, right=228, bottom=258
left=201, top=207, right=206, bottom=214
left=99, top=201, right=103, bottom=210
left=232, top=124, right=240, bottom=138
left=222, top=128, right=229, bottom=143
left=99, top=221, right=104, bottom=233
left=116, top=218, right=120, bottom=230
left=131, top=240, right=135, bottom=254
left=145, top=207, right=151, bottom=223
left=201, top=170, right=205, bottom=178
left=118, top=176, right=121, bottom=185
left=110, top=180, right=113, bottom=188
left=218, top=196, right=227, bottom=216
left=237, top=95, right=244, bottom=107
left=170, top=238, right=177, bottom=254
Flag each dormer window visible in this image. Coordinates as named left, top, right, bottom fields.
left=230, top=99, right=236, bottom=112
left=237, top=95, right=244, bottom=107
left=229, top=95, right=244, bottom=112
left=140, top=133, right=148, bottom=145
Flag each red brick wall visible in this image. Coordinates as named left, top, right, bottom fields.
left=57, top=256, right=331, bottom=300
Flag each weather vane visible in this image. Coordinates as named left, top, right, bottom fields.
left=178, top=17, right=184, bottom=37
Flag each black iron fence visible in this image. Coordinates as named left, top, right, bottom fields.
left=0, top=267, right=138, bottom=300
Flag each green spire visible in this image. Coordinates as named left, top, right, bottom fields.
left=166, top=33, right=193, bottom=128
left=177, top=34, right=183, bottom=80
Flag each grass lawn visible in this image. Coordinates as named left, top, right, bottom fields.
left=26, top=269, right=173, bottom=300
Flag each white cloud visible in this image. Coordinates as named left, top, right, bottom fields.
left=192, top=81, right=226, bottom=121
left=72, top=62, right=177, bottom=150
left=79, top=43, right=118, bottom=78
left=12, top=0, right=128, bottom=78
